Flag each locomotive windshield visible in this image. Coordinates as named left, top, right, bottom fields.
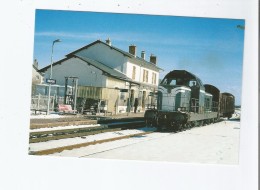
left=161, top=77, right=194, bottom=86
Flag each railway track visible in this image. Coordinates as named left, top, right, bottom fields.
left=30, top=119, right=145, bottom=142
left=29, top=130, right=154, bottom=155
left=29, top=125, right=121, bottom=143
left=29, top=119, right=228, bottom=156
left=30, top=119, right=97, bottom=129
left=29, top=119, right=148, bottom=155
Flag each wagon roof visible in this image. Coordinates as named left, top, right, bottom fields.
left=221, top=92, right=235, bottom=97
left=204, top=84, right=220, bottom=93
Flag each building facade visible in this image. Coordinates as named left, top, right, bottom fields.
left=39, top=39, right=162, bottom=114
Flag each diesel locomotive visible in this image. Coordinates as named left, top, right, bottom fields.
left=144, top=70, right=235, bottom=131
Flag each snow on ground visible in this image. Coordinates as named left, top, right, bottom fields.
left=30, top=112, right=69, bottom=119
left=52, top=132, right=172, bottom=158
left=29, top=109, right=241, bottom=164
left=29, top=127, right=156, bottom=152
left=49, top=120, right=240, bottom=165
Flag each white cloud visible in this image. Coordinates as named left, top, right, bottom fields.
left=35, top=31, right=243, bottom=54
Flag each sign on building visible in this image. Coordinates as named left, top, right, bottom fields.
left=46, top=78, right=56, bottom=84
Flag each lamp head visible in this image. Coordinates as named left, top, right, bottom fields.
left=53, top=39, right=61, bottom=44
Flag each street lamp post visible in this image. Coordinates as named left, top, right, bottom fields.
left=237, top=25, right=245, bottom=30
left=47, top=39, right=61, bottom=115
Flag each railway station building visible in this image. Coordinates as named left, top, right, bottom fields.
left=39, top=39, right=163, bottom=114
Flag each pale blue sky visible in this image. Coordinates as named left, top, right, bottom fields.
left=33, top=10, right=245, bottom=105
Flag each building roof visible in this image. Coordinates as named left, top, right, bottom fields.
left=39, top=40, right=163, bottom=72
left=39, top=55, right=140, bottom=85
left=39, top=39, right=163, bottom=86
left=74, top=54, right=140, bottom=85
left=66, top=40, right=163, bottom=71
left=39, top=57, right=70, bottom=72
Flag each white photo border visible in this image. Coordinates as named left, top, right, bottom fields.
left=0, top=0, right=258, bottom=190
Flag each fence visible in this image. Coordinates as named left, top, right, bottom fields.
left=31, top=94, right=64, bottom=111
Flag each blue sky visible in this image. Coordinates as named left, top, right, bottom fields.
left=33, top=10, right=245, bottom=105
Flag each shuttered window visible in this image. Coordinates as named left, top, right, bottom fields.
left=152, top=72, right=157, bottom=84
left=132, top=66, right=136, bottom=80
left=143, top=69, right=148, bottom=83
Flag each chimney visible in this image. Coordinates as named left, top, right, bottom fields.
left=33, top=59, right=38, bottom=69
left=129, top=45, right=137, bottom=57
left=150, top=54, right=157, bottom=65
left=141, top=51, right=146, bottom=60
left=105, top=38, right=111, bottom=46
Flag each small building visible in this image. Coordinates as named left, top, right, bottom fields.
left=39, top=39, right=163, bottom=114
left=32, top=59, right=43, bottom=85
left=32, top=59, right=44, bottom=95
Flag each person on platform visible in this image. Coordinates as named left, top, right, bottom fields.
left=134, top=98, right=139, bottom=113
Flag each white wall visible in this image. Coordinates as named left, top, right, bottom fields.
left=126, top=61, right=159, bottom=86
left=126, top=61, right=141, bottom=82
left=44, top=57, right=107, bottom=87
left=106, top=77, right=127, bottom=89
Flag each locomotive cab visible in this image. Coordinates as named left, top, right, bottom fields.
left=159, top=70, right=205, bottom=113
left=144, top=70, right=225, bottom=132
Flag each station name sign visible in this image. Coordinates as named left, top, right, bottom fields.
left=46, top=78, right=56, bottom=84
left=120, top=89, right=128, bottom=92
